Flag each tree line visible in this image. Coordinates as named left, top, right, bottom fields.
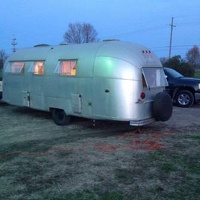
left=161, top=45, right=200, bottom=77
left=1, top=22, right=200, bottom=77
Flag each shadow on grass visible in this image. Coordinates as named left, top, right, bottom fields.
left=12, top=107, right=51, bottom=120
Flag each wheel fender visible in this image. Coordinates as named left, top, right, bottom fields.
left=153, top=92, right=173, bottom=121
left=51, top=109, right=71, bottom=125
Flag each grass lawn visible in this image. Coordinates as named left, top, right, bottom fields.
left=0, top=132, right=199, bottom=200
left=0, top=104, right=200, bottom=200
left=195, top=70, right=200, bottom=78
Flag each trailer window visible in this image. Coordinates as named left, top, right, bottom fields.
left=33, top=61, right=44, bottom=75
left=5, top=62, right=25, bottom=74
left=29, top=61, right=44, bottom=75
left=142, top=68, right=168, bottom=88
left=142, top=74, right=147, bottom=88
left=55, top=60, right=77, bottom=76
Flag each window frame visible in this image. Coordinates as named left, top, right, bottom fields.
left=28, top=61, right=45, bottom=75
left=142, top=67, right=168, bottom=88
left=54, top=60, right=77, bottom=76
left=5, top=61, right=25, bottom=74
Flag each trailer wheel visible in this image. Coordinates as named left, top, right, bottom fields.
left=51, top=109, right=71, bottom=125
left=153, top=92, right=173, bottom=121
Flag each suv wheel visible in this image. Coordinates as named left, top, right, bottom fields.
left=175, top=90, right=194, bottom=107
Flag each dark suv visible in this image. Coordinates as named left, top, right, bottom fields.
left=0, top=77, right=2, bottom=99
left=164, top=67, right=200, bottom=107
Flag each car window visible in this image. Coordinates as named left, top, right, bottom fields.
left=164, top=68, right=183, bottom=79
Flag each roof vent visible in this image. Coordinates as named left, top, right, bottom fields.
left=102, top=39, right=120, bottom=42
left=59, top=42, right=69, bottom=45
left=34, top=44, right=50, bottom=47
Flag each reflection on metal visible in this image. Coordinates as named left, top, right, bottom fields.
left=3, top=41, right=169, bottom=126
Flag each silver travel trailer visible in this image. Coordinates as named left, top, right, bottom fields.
left=3, top=41, right=172, bottom=126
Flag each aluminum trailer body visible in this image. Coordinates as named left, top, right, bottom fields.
left=3, top=41, right=172, bottom=126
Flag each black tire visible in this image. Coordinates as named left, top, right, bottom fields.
left=175, top=90, right=194, bottom=108
left=153, top=92, right=173, bottom=121
left=51, top=109, right=71, bottom=125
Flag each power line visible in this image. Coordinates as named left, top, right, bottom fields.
left=101, top=25, right=169, bottom=39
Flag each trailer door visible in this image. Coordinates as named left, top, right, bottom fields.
left=141, top=67, right=168, bottom=117
left=27, top=61, right=45, bottom=109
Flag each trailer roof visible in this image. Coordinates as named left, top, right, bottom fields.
left=7, top=41, right=161, bottom=68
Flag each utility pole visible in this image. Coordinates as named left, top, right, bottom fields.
left=169, top=17, right=175, bottom=59
left=12, top=36, right=17, bottom=52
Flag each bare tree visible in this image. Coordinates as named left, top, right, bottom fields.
left=64, top=22, right=98, bottom=44
left=186, top=45, right=200, bottom=69
left=0, top=50, right=7, bottom=70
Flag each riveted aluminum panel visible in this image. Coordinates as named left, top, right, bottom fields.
left=3, top=41, right=167, bottom=126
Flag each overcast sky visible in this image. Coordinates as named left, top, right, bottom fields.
left=0, top=0, right=200, bottom=58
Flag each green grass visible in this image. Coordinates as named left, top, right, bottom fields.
left=48, top=190, right=124, bottom=200
left=195, top=70, right=200, bottom=78
left=0, top=105, right=200, bottom=200
left=1, top=144, right=199, bottom=200
left=161, top=163, right=176, bottom=173
left=0, top=129, right=200, bottom=200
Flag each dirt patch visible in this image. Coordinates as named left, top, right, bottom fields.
left=0, top=101, right=200, bottom=200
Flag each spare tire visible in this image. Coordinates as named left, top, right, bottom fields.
left=153, top=92, right=173, bottom=121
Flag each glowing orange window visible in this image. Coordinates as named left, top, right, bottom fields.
left=59, top=60, right=76, bottom=76
left=33, top=61, right=44, bottom=75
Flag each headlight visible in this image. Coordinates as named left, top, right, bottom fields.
left=198, top=83, right=200, bottom=90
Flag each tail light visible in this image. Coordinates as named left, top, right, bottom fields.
left=140, top=92, right=146, bottom=99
